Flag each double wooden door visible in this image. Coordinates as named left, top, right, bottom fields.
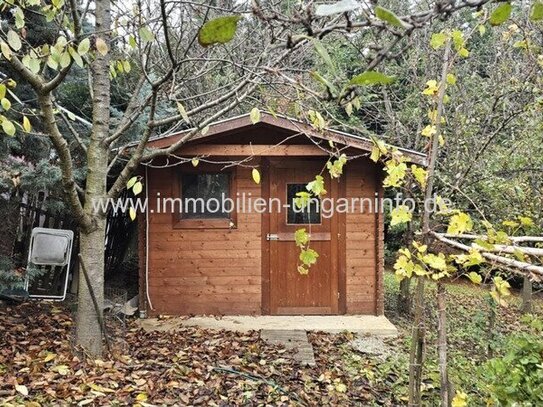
left=266, top=160, right=340, bottom=315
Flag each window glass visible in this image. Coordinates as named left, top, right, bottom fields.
left=286, top=183, right=321, bottom=224
left=181, top=173, right=230, bottom=218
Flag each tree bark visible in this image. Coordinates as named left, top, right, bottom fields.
left=75, top=222, right=106, bottom=356
left=74, top=0, right=111, bottom=357
left=437, top=282, right=449, bottom=407
left=398, top=278, right=412, bottom=314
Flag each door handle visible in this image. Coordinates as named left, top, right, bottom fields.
left=266, top=233, right=279, bottom=241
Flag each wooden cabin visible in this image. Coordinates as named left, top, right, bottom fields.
left=138, top=113, right=425, bottom=317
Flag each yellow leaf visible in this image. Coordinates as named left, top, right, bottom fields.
left=466, top=271, right=482, bottom=285
left=0, top=84, right=5, bottom=99
left=422, top=79, right=439, bottom=96
left=447, top=212, right=473, bottom=235
left=370, top=145, right=380, bottom=162
left=421, top=125, right=437, bottom=137
left=252, top=168, right=261, bottom=184
left=177, top=102, right=190, bottom=123
left=132, top=181, right=143, bottom=196
left=43, top=352, right=56, bottom=362
left=51, top=364, right=70, bottom=375
left=451, top=391, right=468, bottom=407
left=1, top=41, right=12, bottom=60
left=129, top=207, right=136, bottom=221
left=2, top=119, right=16, bottom=136
left=191, top=158, right=199, bottom=167
left=136, top=393, right=148, bottom=401
left=23, top=116, right=31, bottom=132
left=1, top=98, right=11, bottom=111
left=390, top=205, right=412, bottom=226
left=250, top=107, right=260, bottom=124
left=95, top=37, right=108, bottom=56
left=126, top=176, right=138, bottom=189
left=446, top=73, right=456, bottom=85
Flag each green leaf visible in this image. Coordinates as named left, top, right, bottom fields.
left=250, top=107, right=260, bottom=124
left=315, top=0, right=360, bottom=16
left=7, top=30, right=22, bottom=51
left=446, top=73, right=457, bottom=85
left=348, top=71, right=394, bottom=86
left=252, top=168, right=261, bottom=184
left=139, top=26, right=155, bottom=43
left=2, top=119, right=16, bottom=136
left=531, top=1, right=543, bottom=21
left=310, top=71, right=338, bottom=95
left=295, top=228, right=309, bottom=247
left=77, top=38, right=90, bottom=55
left=375, top=6, right=405, bottom=28
left=300, top=248, right=319, bottom=266
left=198, top=16, right=241, bottom=47
left=490, top=3, right=512, bottom=26
left=311, top=39, right=335, bottom=73
left=68, top=47, right=83, bottom=67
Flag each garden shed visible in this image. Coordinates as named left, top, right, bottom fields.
left=138, top=113, right=425, bottom=317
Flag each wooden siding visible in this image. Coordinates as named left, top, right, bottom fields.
left=145, top=163, right=262, bottom=316
left=142, top=153, right=383, bottom=316
left=345, top=160, right=381, bottom=314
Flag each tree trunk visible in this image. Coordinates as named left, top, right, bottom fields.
left=409, top=39, right=451, bottom=406
left=437, top=282, right=449, bottom=407
left=75, top=221, right=106, bottom=356
left=398, top=278, right=412, bottom=314
left=521, top=275, right=532, bottom=314
left=398, top=209, right=413, bottom=315
left=409, top=277, right=425, bottom=406
left=74, top=0, right=111, bottom=357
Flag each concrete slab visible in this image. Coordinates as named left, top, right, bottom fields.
left=137, top=315, right=398, bottom=336
left=261, top=330, right=316, bottom=366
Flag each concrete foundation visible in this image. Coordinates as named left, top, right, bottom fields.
left=137, top=315, right=398, bottom=336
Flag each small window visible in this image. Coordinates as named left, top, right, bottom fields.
left=181, top=173, right=230, bottom=219
left=287, top=183, right=321, bottom=224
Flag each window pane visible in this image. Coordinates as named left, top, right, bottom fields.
left=287, top=183, right=321, bottom=224
left=181, top=173, right=230, bottom=219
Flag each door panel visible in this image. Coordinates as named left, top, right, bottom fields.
left=268, top=160, right=339, bottom=315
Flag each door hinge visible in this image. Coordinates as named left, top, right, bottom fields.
left=266, top=233, right=279, bottom=241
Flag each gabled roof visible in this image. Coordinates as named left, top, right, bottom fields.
left=145, top=112, right=427, bottom=166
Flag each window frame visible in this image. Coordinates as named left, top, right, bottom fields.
left=285, top=182, right=323, bottom=226
left=172, top=165, right=237, bottom=229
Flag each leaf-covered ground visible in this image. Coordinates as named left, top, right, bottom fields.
left=0, top=301, right=403, bottom=406
left=1, top=274, right=541, bottom=406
